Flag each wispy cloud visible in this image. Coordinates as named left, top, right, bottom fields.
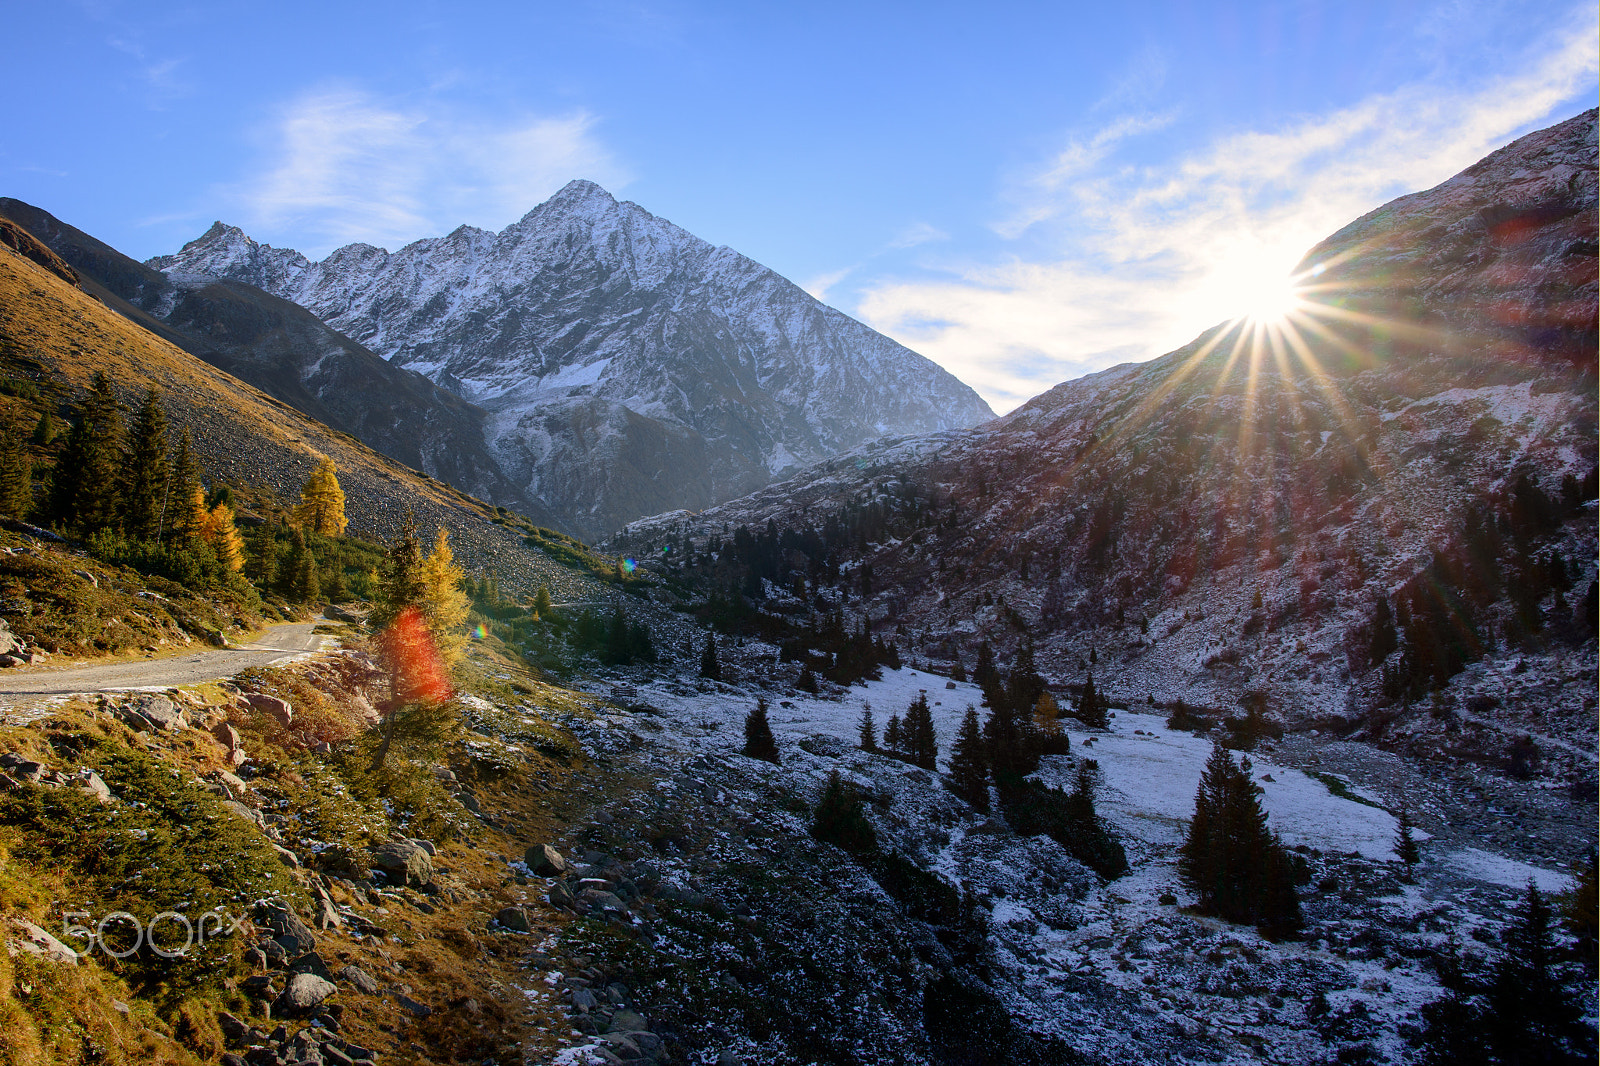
left=888, top=221, right=949, bottom=249
left=232, top=88, right=629, bottom=256
left=803, top=266, right=856, bottom=303
left=856, top=12, right=1598, bottom=414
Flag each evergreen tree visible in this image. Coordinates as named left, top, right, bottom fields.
left=0, top=421, right=32, bottom=519
left=742, top=696, right=780, bottom=764
left=533, top=583, right=552, bottom=618
left=1370, top=597, right=1398, bottom=666
left=1414, top=884, right=1595, bottom=1065
left=811, top=770, right=876, bottom=853
left=49, top=372, right=123, bottom=535
left=950, top=656, right=966, bottom=683
left=374, top=511, right=425, bottom=625
left=1180, top=742, right=1302, bottom=937
left=698, top=632, right=722, bottom=681
left=295, top=456, right=348, bottom=537
left=1564, top=852, right=1596, bottom=974
left=857, top=703, right=876, bottom=751
left=283, top=527, right=319, bottom=602
left=903, top=692, right=938, bottom=769
left=119, top=387, right=168, bottom=541
left=164, top=428, right=203, bottom=543
left=1076, top=673, right=1109, bottom=728
left=973, top=640, right=1000, bottom=701
left=30, top=411, right=53, bottom=447
left=1005, top=640, right=1046, bottom=717
left=883, top=713, right=902, bottom=753
left=1063, top=761, right=1129, bottom=877
left=1395, top=806, right=1421, bottom=880
left=419, top=527, right=470, bottom=665
left=946, top=706, right=990, bottom=813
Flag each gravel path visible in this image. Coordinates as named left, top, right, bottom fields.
left=0, top=623, right=324, bottom=698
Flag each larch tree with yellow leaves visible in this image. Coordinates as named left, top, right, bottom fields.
left=295, top=457, right=347, bottom=537
left=420, top=527, right=470, bottom=665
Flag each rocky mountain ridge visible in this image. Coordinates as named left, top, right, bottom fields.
left=151, top=181, right=993, bottom=538
left=611, top=110, right=1598, bottom=790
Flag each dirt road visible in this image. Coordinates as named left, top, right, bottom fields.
left=0, top=623, right=325, bottom=698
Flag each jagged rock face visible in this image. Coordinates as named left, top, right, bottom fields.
left=0, top=199, right=545, bottom=523
left=614, top=110, right=1598, bottom=769
left=151, top=182, right=994, bottom=537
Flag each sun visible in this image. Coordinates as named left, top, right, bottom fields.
left=1237, top=272, right=1302, bottom=324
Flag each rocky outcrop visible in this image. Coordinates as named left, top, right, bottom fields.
left=149, top=182, right=993, bottom=537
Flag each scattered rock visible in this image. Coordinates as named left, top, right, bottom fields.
left=212, top=721, right=243, bottom=751
left=525, top=843, right=571, bottom=876
left=371, top=839, right=433, bottom=887
left=222, top=799, right=263, bottom=828
left=496, top=906, right=531, bottom=932
left=339, top=964, right=380, bottom=995
left=272, top=972, right=336, bottom=1016
left=394, top=992, right=431, bottom=1018
left=287, top=951, right=336, bottom=983
left=120, top=695, right=186, bottom=732
left=256, top=902, right=318, bottom=956
left=75, top=769, right=112, bottom=804
left=239, top=692, right=293, bottom=727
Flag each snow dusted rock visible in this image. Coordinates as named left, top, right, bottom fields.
left=524, top=843, right=571, bottom=876
left=151, top=181, right=993, bottom=537
left=122, top=695, right=185, bottom=732
left=495, top=905, right=531, bottom=932
left=371, top=838, right=434, bottom=886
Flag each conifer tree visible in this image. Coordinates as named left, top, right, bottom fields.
left=950, top=656, right=966, bottom=683
left=903, top=692, right=938, bottom=769
left=1077, top=673, right=1109, bottom=728
left=1565, top=852, right=1596, bottom=974
left=698, top=632, right=722, bottom=681
left=1395, top=806, right=1421, bottom=880
left=419, top=527, right=470, bottom=665
left=295, top=456, right=348, bottom=537
left=0, top=421, right=32, bottom=519
left=120, top=387, right=168, bottom=541
left=1180, top=741, right=1302, bottom=937
left=283, top=527, right=320, bottom=602
left=947, top=706, right=990, bottom=813
left=857, top=703, right=876, bottom=751
left=374, top=512, right=424, bottom=626
left=883, top=713, right=902, bottom=753
left=30, top=411, right=53, bottom=447
left=973, top=640, right=1000, bottom=701
left=742, top=696, right=780, bottom=764
left=811, top=770, right=876, bottom=853
left=533, top=583, right=552, bottom=618
left=164, top=428, right=203, bottom=543
left=49, top=372, right=123, bottom=535
left=200, top=498, right=246, bottom=572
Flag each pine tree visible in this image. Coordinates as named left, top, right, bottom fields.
left=857, top=703, right=876, bottom=751
left=119, top=387, right=168, bottom=541
left=533, top=583, right=552, bottom=618
left=1077, top=673, right=1109, bottom=728
left=30, top=411, right=53, bottom=447
left=946, top=706, right=990, bottom=813
left=283, top=527, right=320, bottom=602
left=0, top=421, right=32, bottom=519
left=1180, top=742, right=1302, bottom=936
left=973, top=640, right=999, bottom=700
left=950, top=656, right=966, bottom=683
left=1395, top=806, right=1421, bottom=880
left=883, top=713, right=902, bottom=753
left=698, top=632, right=722, bottom=681
left=811, top=770, right=876, bottom=853
left=742, top=697, right=780, bottom=763
left=164, top=428, right=203, bottom=543
left=1564, top=852, right=1596, bottom=974
left=49, top=372, right=123, bottom=535
left=903, top=692, right=938, bottom=769
left=374, top=512, right=424, bottom=626
left=419, top=527, right=470, bottom=665
left=295, top=456, right=348, bottom=537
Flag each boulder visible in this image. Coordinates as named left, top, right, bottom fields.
left=608, top=1009, right=650, bottom=1033
left=287, top=951, right=336, bottom=983
left=212, top=722, right=243, bottom=751
left=338, top=964, right=380, bottom=995
left=395, top=993, right=431, bottom=1018
left=0, top=619, right=20, bottom=657
left=371, top=839, right=433, bottom=887
left=5, top=917, right=79, bottom=964
left=272, top=972, right=336, bottom=1015
left=239, top=693, right=293, bottom=727
left=256, top=903, right=317, bottom=956
left=120, top=696, right=186, bottom=732
left=496, top=906, right=531, bottom=932
left=524, top=844, right=571, bottom=876
left=76, top=770, right=112, bottom=804
left=222, top=800, right=263, bottom=828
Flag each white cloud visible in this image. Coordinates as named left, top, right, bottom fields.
left=888, top=221, right=949, bottom=249
left=234, top=88, right=629, bottom=256
left=855, top=12, right=1598, bottom=415
left=803, top=266, right=855, bottom=303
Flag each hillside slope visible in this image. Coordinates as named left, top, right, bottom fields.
left=150, top=181, right=994, bottom=538
left=613, top=111, right=1598, bottom=782
left=0, top=233, right=602, bottom=600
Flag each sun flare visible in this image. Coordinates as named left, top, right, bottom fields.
left=1237, top=273, right=1302, bottom=324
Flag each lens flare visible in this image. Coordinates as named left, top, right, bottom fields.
left=622, top=557, right=637, bottom=573
left=379, top=605, right=452, bottom=705
left=472, top=623, right=488, bottom=639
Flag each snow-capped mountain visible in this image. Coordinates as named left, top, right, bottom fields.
left=151, top=182, right=993, bottom=537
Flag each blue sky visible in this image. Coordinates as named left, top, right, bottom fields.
left=6, top=1, right=1596, bottom=411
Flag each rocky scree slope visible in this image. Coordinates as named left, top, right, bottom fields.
left=0, top=199, right=553, bottom=527
left=150, top=181, right=994, bottom=539
left=612, top=111, right=1598, bottom=789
